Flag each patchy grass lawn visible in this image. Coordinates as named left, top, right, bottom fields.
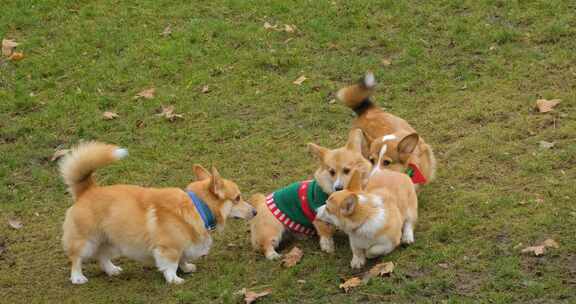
left=1, top=0, right=575, bottom=303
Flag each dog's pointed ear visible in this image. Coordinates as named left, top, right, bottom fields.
left=210, top=166, right=225, bottom=199
left=308, top=143, right=328, bottom=162
left=341, top=193, right=358, bottom=216
left=398, top=133, right=419, bottom=162
left=346, top=129, right=364, bottom=153
left=193, top=164, right=211, bottom=180
left=346, top=170, right=363, bottom=192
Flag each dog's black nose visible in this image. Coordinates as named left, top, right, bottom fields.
left=252, top=209, right=258, bottom=216
left=334, top=185, right=343, bottom=191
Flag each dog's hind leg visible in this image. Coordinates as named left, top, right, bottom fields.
left=154, top=247, right=184, bottom=284
left=97, top=244, right=122, bottom=276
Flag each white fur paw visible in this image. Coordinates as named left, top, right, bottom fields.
left=402, top=233, right=415, bottom=244
left=71, top=273, right=88, bottom=285
left=165, top=273, right=185, bottom=284
left=320, top=237, right=335, bottom=254
left=350, top=256, right=366, bottom=269
left=180, top=263, right=197, bottom=273
left=105, top=265, right=123, bottom=276
left=265, top=250, right=282, bottom=260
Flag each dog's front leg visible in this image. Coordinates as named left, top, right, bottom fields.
left=313, top=219, right=335, bottom=253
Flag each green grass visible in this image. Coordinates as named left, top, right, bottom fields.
left=1, top=0, right=575, bottom=303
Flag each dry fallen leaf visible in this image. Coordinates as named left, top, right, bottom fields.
left=339, top=277, right=362, bottom=293
left=293, top=75, right=307, bottom=85
left=156, top=105, right=183, bottom=122
left=134, top=88, right=156, bottom=100
left=522, top=245, right=545, bottom=256
left=135, top=120, right=145, bottom=128
left=535, top=99, right=560, bottom=113
left=50, top=149, right=70, bottom=162
left=243, top=289, right=271, bottom=304
left=438, top=263, right=449, bottom=269
left=543, top=238, right=559, bottom=249
left=522, top=239, right=559, bottom=256
left=201, top=85, right=210, bottom=93
left=281, top=246, right=303, bottom=267
left=161, top=25, right=172, bottom=37
left=381, top=58, right=392, bottom=66
left=103, top=111, right=119, bottom=120
left=284, top=24, right=296, bottom=33
left=9, top=52, right=25, bottom=61
left=366, top=262, right=395, bottom=278
left=8, top=218, right=23, bottom=230
left=263, top=22, right=276, bottom=30
left=2, top=39, right=18, bottom=57
left=539, top=141, right=555, bottom=149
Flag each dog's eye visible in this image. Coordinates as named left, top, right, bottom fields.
left=369, top=157, right=375, bottom=165
left=382, top=160, right=391, bottom=166
left=235, top=195, right=241, bottom=202
left=329, top=169, right=336, bottom=176
left=342, top=167, right=350, bottom=175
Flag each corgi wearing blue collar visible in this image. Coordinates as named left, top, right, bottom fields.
left=60, top=142, right=256, bottom=285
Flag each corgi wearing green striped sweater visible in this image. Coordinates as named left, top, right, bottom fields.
left=250, top=129, right=372, bottom=260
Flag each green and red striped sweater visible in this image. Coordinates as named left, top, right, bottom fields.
left=265, top=180, right=329, bottom=235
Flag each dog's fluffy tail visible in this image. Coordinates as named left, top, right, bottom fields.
left=337, top=72, right=377, bottom=116
left=59, top=141, right=128, bottom=200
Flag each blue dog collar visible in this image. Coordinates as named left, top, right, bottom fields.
left=187, top=191, right=217, bottom=231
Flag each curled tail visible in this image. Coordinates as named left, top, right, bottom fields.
left=336, top=72, right=377, bottom=116
left=59, top=141, right=128, bottom=199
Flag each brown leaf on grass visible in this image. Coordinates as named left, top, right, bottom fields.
left=366, top=262, right=395, bottom=278
left=284, top=24, right=296, bottom=33
left=339, top=277, right=362, bottom=293
left=135, top=120, right=145, bottom=128
left=381, top=58, right=392, bottom=66
left=156, top=105, right=183, bottom=122
left=50, top=149, right=70, bottom=162
left=102, top=111, right=119, bottom=120
left=293, top=75, right=307, bottom=85
left=9, top=52, right=25, bottom=61
left=201, top=85, right=210, bottom=93
left=539, top=141, right=555, bottom=149
left=8, top=218, right=23, bottom=230
left=535, top=99, right=560, bottom=113
left=522, top=245, right=545, bottom=256
left=438, top=263, right=449, bottom=269
left=543, top=239, right=559, bottom=249
left=522, top=239, right=559, bottom=256
left=2, top=39, right=18, bottom=57
left=160, top=25, right=172, bottom=37
left=242, top=288, right=271, bottom=304
left=134, top=88, right=155, bottom=100
left=281, top=246, right=303, bottom=267
left=263, top=22, right=276, bottom=30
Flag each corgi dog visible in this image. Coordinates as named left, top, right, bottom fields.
left=337, top=72, right=436, bottom=189
left=316, top=168, right=417, bottom=269
left=60, top=141, right=256, bottom=285
left=250, top=129, right=372, bottom=260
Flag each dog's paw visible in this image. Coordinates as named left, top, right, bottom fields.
left=180, top=263, right=197, bottom=273
left=265, top=250, right=282, bottom=260
left=320, top=237, right=335, bottom=254
left=71, top=273, right=88, bottom=285
left=401, top=234, right=414, bottom=244
left=350, top=256, right=366, bottom=269
left=105, top=265, right=123, bottom=276
left=166, top=275, right=185, bottom=284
